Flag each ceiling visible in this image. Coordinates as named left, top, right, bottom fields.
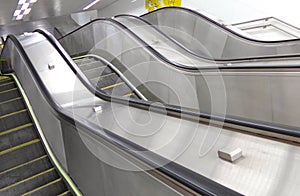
left=0, top=0, right=118, bottom=26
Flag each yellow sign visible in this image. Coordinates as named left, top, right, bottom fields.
left=145, top=0, right=181, bottom=12
left=163, top=0, right=181, bottom=6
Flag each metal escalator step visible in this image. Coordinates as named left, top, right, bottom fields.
left=84, top=65, right=112, bottom=79
left=0, top=155, right=47, bottom=176
left=123, top=92, right=139, bottom=99
left=90, top=72, right=116, bottom=83
left=0, top=97, right=25, bottom=116
left=100, top=81, right=125, bottom=91
left=58, top=190, right=72, bottom=196
left=0, top=139, right=40, bottom=156
left=0, top=81, right=16, bottom=92
left=0, top=125, right=38, bottom=152
left=96, top=74, right=122, bottom=89
left=83, top=65, right=106, bottom=73
left=0, top=123, right=33, bottom=137
left=0, top=78, right=13, bottom=86
left=0, top=155, right=52, bottom=189
left=123, top=92, right=135, bottom=97
left=76, top=59, right=96, bottom=67
left=0, top=168, right=59, bottom=195
left=0, top=142, right=46, bottom=172
left=0, top=110, right=31, bottom=133
left=22, top=178, right=68, bottom=196
left=79, top=60, right=107, bottom=72
left=0, top=77, right=72, bottom=195
left=0, top=88, right=20, bottom=102
left=73, top=57, right=93, bottom=65
left=102, top=82, right=133, bottom=97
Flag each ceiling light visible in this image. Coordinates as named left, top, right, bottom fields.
left=83, top=0, right=101, bottom=10
left=18, top=0, right=26, bottom=5
left=21, top=3, right=30, bottom=10
left=16, top=15, right=24, bottom=20
left=13, top=10, right=22, bottom=16
left=29, top=0, right=38, bottom=2
left=23, top=8, right=32, bottom=15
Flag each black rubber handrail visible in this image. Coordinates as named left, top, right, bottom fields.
left=41, top=27, right=300, bottom=137
left=1, top=32, right=243, bottom=196
left=58, top=17, right=300, bottom=68
left=114, top=14, right=211, bottom=60
left=115, top=14, right=300, bottom=63
left=141, top=6, right=300, bottom=44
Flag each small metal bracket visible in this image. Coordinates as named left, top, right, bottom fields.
left=48, top=63, right=55, bottom=70
left=93, top=106, right=103, bottom=113
left=218, top=147, right=242, bottom=163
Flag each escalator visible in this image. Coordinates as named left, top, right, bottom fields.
left=2, top=26, right=300, bottom=195
left=56, top=14, right=300, bottom=135
left=0, top=75, right=74, bottom=196
left=72, top=53, right=164, bottom=102
left=141, top=7, right=300, bottom=60
left=114, top=14, right=213, bottom=66
left=73, top=55, right=140, bottom=99
left=0, top=29, right=255, bottom=196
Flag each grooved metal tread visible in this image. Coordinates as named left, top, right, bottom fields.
left=0, top=76, right=73, bottom=196
left=73, top=56, right=139, bottom=99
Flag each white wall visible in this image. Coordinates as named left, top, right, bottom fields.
left=98, top=0, right=300, bottom=27
left=182, top=0, right=300, bottom=27
left=98, top=0, right=147, bottom=17
left=71, top=10, right=98, bottom=25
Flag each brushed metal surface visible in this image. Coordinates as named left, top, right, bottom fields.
left=10, top=32, right=300, bottom=195
left=59, top=19, right=300, bottom=130
left=142, top=8, right=300, bottom=59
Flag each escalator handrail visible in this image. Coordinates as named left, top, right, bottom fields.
left=114, top=14, right=215, bottom=61
left=38, top=28, right=300, bottom=137
left=58, top=17, right=300, bottom=67
left=1, top=32, right=243, bottom=196
left=141, top=6, right=300, bottom=44
left=115, top=14, right=300, bottom=63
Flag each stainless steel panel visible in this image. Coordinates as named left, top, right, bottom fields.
left=142, top=8, right=300, bottom=59
left=7, top=32, right=300, bottom=195
left=4, top=32, right=197, bottom=195
left=59, top=18, right=300, bottom=129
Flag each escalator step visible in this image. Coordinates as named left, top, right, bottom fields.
left=0, top=81, right=16, bottom=92
left=0, top=76, right=73, bottom=195
left=96, top=74, right=122, bottom=89
left=0, top=97, right=25, bottom=116
left=0, top=139, right=40, bottom=157
left=23, top=178, right=68, bottom=196
left=0, top=142, right=46, bottom=172
left=0, top=78, right=13, bottom=86
left=0, top=110, right=31, bottom=133
left=84, top=65, right=112, bottom=79
left=0, top=125, right=38, bottom=152
left=90, top=72, right=116, bottom=85
left=0, top=155, right=52, bottom=189
left=123, top=92, right=139, bottom=99
left=102, top=82, right=133, bottom=97
left=0, top=88, right=20, bottom=102
left=74, top=56, right=142, bottom=100
left=58, top=190, right=72, bottom=196
left=0, top=168, right=59, bottom=195
left=79, top=60, right=107, bottom=72
left=73, top=58, right=93, bottom=65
